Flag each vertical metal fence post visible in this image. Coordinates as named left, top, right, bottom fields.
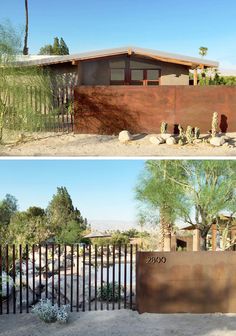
left=39, top=245, right=42, bottom=300
left=88, top=244, right=91, bottom=311
left=32, top=245, right=35, bottom=304
left=76, top=244, right=79, bottom=312
left=52, top=244, right=55, bottom=306
left=95, top=245, right=97, bottom=311
left=26, top=244, right=29, bottom=313
left=101, top=245, right=103, bottom=311
left=106, top=244, right=109, bottom=310
left=130, top=245, right=133, bottom=310
left=82, top=245, right=85, bottom=312
left=6, top=245, right=9, bottom=314
left=45, top=244, right=48, bottom=299
left=70, top=245, right=73, bottom=312
left=0, top=245, right=2, bottom=315
left=19, top=245, right=22, bottom=313
left=12, top=245, right=16, bottom=314
left=112, top=245, right=115, bottom=310
left=64, top=245, right=67, bottom=305
left=124, top=244, right=127, bottom=309
left=58, top=244, right=61, bottom=307
left=118, top=244, right=121, bottom=310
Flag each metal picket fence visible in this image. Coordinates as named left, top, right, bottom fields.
left=2, top=85, right=75, bottom=133
left=0, top=244, right=137, bottom=315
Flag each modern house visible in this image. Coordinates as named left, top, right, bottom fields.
left=19, top=46, right=218, bottom=87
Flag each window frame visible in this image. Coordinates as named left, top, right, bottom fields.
left=109, top=65, right=161, bottom=85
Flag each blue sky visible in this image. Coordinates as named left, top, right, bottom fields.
left=1, top=0, right=236, bottom=69
left=0, top=159, right=145, bottom=227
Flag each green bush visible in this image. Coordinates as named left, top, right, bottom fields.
left=98, top=282, right=124, bottom=302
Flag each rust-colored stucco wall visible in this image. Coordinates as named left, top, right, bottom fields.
left=136, top=251, right=236, bottom=314
left=74, top=86, right=236, bottom=134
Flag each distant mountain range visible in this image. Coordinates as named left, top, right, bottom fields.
left=89, top=219, right=138, bottom=231
left=219, top=68, right=236, bottom=76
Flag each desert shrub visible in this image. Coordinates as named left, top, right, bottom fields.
left=98, top=282, right=124, bottom=302
left=32, top=299, right=70, bottom=324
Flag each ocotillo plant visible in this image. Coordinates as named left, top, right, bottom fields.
left=160, top=122, right=168, bottom=134
left=211, top=112, right=218, bottom=137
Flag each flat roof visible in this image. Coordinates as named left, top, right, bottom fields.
left=17, top=46, right=219, bottom=68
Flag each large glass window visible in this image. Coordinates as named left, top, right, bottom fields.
left=110, top=69, right=125, bottom=81
left=110, top=66, right=161, bottom=85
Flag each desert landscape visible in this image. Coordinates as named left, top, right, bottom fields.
left=0, top=132, right=236, bottom=157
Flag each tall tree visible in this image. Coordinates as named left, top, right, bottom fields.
left=7, top=206, right=49, bottom=246
left=47, top=186, right=86, bottom=242
left=52, top=37, right=60, bottom=55
left=136, top=161, right=185, bottom=251
left=59, top=37, right=69, bottom=55
left=136, top=160, right=236, bottom=251
left=38, top=37, right=69, bottom=55
left=39, top=44, right=53, bottom=55
left=0, top=194, right=18, bottom=243
left=199, top=46, right=208, bottom=58
left=0, top=21, right=53, bottom=142
left=23, top=0, right=29, bottom=55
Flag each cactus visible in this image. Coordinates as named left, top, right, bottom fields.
left=178, top=124, right=186, bottom=145
left=178, top=138, right=185, bottom=146
left=211, top=112, right=218, bottom=137
left=186, top=126, right=194, bottom=144
left=194, top=127, right=200, bottom=139
left=160, top=122, right=168, bottom=134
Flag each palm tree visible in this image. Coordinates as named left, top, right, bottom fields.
left=23, top=0, right=29, bottom=55
left=199, top=46, right=208, bottom=58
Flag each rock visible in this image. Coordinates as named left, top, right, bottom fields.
left=47, top=274, right=96, bottom=307
left=210, top=136, right=225, bottom=147
left=193, top=139, right=202, bottom=145
left=166, top=137, right=177, bottom=145
left=149, top=136, right=164, bottom=145
left=16, top=287, right=34, bottom=308
left=0, top=272, right=14, bottom=297
left=161, top=133, right=172, bottom=140
left=118, top=130, right=132, bottom=143
left=223, top=142, right=229, bottom=148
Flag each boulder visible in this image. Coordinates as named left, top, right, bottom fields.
left=16, top=287, right=34, bottom=308
left=149, top=136, right=164, bottom=145
left=166, top=137, right=177, bottom=145
left=47, top=274, right=95, bottom=307
left=118, top=130, right=132, bottom=143
left=161, top=133, right=172, bottom=140
left=0, top=272, right=14, bottom=297
left=193, top=139, right=202, bottom=145
left=210, top=136, right=225, bottom=147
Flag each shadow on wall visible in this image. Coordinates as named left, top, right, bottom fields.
left=138, top=276, right=232, bottom=314
left=220, top=114, right=228, bottom=133
left=74, top=91, right=140, bottom=134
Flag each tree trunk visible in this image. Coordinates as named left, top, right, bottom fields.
left=23, top=0, right=29, bottom=55
left=200, top=234, right=207, bottom=250
left=160, top=210, right=171, bottom=251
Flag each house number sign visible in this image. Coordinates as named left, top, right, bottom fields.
left=145, top=256, right=166, bottom=264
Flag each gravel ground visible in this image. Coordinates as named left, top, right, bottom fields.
left=0, top=133, right=236, bottom=157
left=1, top=310, right=236, bottom=336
